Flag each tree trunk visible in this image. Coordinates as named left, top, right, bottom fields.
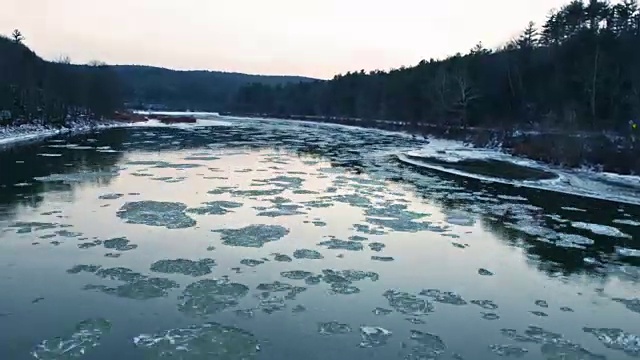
left=590, top=40, right=600, bottom=128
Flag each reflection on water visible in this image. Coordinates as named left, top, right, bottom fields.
left=0, top=132, right=126, bottom=214
left=0, top=117, right=639, bottom=359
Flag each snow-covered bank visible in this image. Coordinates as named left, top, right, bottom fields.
left=222, top=112, right=640, bottom=175
left=133, top=110, right=220, bottom=117
left=0, top=127, right=62, bottom=146
left=397, top=138, right=640, bottom=206
left=0, top=115, right=234, bottom=148
left=123, top=118, right=234, bottom=128
left=0, top=121, right=122, bottom=147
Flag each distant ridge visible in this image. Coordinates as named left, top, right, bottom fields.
left=112, top=65, right=319, bottom=111
left=113, top=64, right=317, bottom=81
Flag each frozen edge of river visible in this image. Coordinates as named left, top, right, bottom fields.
left=0, top=118, right=234, bottom=147
left=2, top=114, right=639, bottom=207
left=0, top=122, right=120, bottom=147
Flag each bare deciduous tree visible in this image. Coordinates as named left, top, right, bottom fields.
left=11, top=29, right=24, bottom=43
left=55, top=55, right=72, bottom=64
left=87, top=60, right=107, bottom=67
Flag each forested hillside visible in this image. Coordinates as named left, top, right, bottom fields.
left=4, top=0, right=639, bottom=136
left=114, top=65, right=316, bottom=111
left=0, top=31, right=123, bottom=125
left=229, top=0, right=640, bottom=133
left=0, top=32, right=316, bottom=124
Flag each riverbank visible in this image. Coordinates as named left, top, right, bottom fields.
left=0, top=119, right=122, bottom=147
left=3, top=112, right=637, bottom=175
left=0, top=113, right=201, bottom=147
left=219, top=112, right=640, bottom=175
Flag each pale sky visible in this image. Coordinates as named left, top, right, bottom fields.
left=3, top=0, right=570, bottom=79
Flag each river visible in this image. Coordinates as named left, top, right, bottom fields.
left=0, top=114, right=639, bottom=359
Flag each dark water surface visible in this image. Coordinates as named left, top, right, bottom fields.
left=1, top=117, right=639, bottom=359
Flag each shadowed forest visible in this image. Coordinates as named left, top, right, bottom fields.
left=0, top=31, right=313, bottom=125
left=0, top=31, right=122, bottom=125
left=2, top=0, right=640, bottom=136
left=114, top=66, right=316, bottom=111
left=230, top=0, right=640, bottom=134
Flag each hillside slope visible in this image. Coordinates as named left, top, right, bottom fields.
left=0, top=35, right=122, bottom=125
left=229, top=0, right=640, bottom=134
left=113, top=65, right=319, bottom=111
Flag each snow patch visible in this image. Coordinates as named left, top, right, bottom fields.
left=571, top=222, right=631, bottom=239
left=397, top=142, right=640, bottom=206
left=121, top=119, right=233, bottom=128
left=0, top=112, right=233, bottom=147
left=0, top=121, right=121, bottom=147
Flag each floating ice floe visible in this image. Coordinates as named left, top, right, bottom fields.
left=318, top=321, right=352, bottom=335
left=371, top=256, right=394, bottom=262
left=116, top=201, right=196, bottom=229
left=133, top=322, right=259, bottom=359
left=501, top=326, right=606, bottom=359
left=272, top=253, right=293, bottom=262
left=98, top=193, right=123, bottom=200
left=6, top=221, right=73, bottom=234
left=213, top=224, right=289, bottom=248
left=359, top=326, right=392, bottom=348
left=240, top=259, right=265, bottom=267
left=402, top=330, right=447, bottom=359
left=489, top=344, right=528, bottom=357
left=616, top=247, right=640, bottom=258
left=419, top=289, right=467, bottom=305
left=612, top=297, right=640, bottom=315
left=103, top=237, right=137, bottom=251
left=178, top=279, right=250, bottom=316
left=293, top=249, right=324, bottom=259
left=281, top=270, right=315, bottom=280
left=383, top=290, right=434, bottom=316
left=187, top=200, right=243, bottom=215
left=613, top=219, right=640, bottom=226
left=67, top=265, right=180, bottom=300
left=571, top=221, right=632, bottom=238
left=150, top=258, right=217, bottom=277
left=368, top=242, right=386, bottom=252
left=471, top=300, right=499, bottom=310
left=444, top=211, right=476, bottom=226
left=583, top=327, right=640, bottom=357
left=34, top=170, right=120, bottom=184
left=31, top=318, right=111, bottom=359
left=372, top=307, right=393, bottom=316
left=317, top=238, right=364, bottom=251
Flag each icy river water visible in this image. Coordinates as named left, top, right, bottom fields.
left=1, top=115, right=640, bottom=359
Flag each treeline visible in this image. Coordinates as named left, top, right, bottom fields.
left=114, top=65, right=316, bottom=112
left=0, top=31, right=123, bottom=126
left=229, top=0, right=640, bottom=133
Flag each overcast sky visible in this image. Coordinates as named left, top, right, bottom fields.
left=3, top=0, right=570, bottom=79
